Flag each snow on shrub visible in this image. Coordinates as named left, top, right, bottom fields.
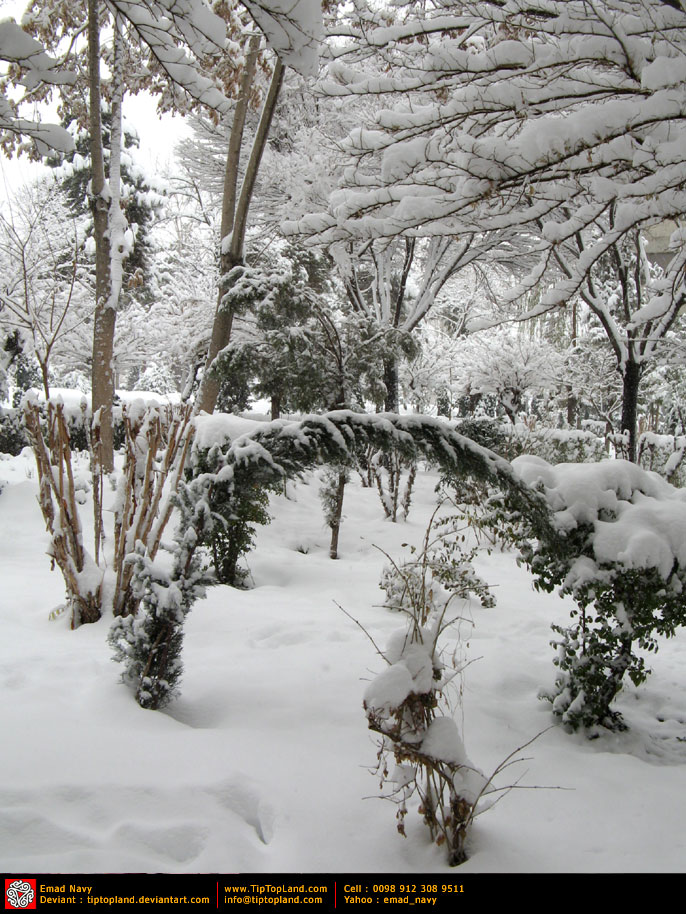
left=637, top=432, right=686, bottom=487
left=453, top=418, right=609, bottom=473
left=364, top=503, right=495, bottom=865
left=108, top=494, right=211, bottom=710
left=364, top=608, right=487, bottom=866
left=511, top=456, right=686, bottom=732
left=111, top=410, right=551, bottom=712
left=513, top=425, right=608, bottom=466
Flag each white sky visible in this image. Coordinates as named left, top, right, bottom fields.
left=0, top=97, right=190, bottom=210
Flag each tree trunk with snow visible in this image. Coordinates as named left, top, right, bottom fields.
left=88, top=0, right=115, bottom=471
left=24, top=400, right=102, bottom=626
left=195, top=35, right=259, bottom=416
left=89, top=1, right=129, bottom=473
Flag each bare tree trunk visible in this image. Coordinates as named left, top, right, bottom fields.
left=39, top=357, right=50, bottom=401
left=328, top=471, right=346, bottom=559
left=566, top=300, right=578, bottom=426
left=196, top=55, right=285, bottom=415
left=621, top=359, right=641, bottom=463
left=89, top=0, right=114, bottom=471
left=383, top=356, right=399, bottom=413
left=25, top=401, right=102, bottom=626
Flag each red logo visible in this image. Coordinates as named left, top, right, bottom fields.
left=5, top=880, right=36, bottom=910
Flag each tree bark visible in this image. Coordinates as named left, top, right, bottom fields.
left=89, top=0, right=115, bottom=471
left=621, top=359, right=641, bottom=463
left=195, top=35, right=260, bottom=415
left=383, top=356, right=399, bottom=413
left=270, top=392, right=281, bottom=421
left=567, top=300, right=578, bottom=427
left=196, top=249, right=242, bottom=415
left=328, top=471, right=347, bottom=560
left=39, top=358, right=50, bottom=401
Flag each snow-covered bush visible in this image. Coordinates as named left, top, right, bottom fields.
left=50, top=368, right=90, bottom=394
left=453, top=418, right=513, bottom=459
left=189, top=412, right=552, bottom=553
left=23, top=398, right=102, bottom=626
left=513, top=425, right=607, bottom=466
left=21, top=392, right=196, bottom=640
left=512, top=457, right=686, bottom=732
left=637, top=432, right=686, bottom=488
left=454, top=418, right=607, bottom=467
left=109, top=401, right=195, bottom=617
left=364, top=625, right=487, bottom=866
left=189, top=430, right=274, bottom=587
left=0, top=407, right=27, bottom=455
left=108, top=485, right=212, bottom=710
left=131, top=362, right=178, bottom=396
left=365, top=507, right=494, bottom=865
left=1, top=394, right=131, bottom=457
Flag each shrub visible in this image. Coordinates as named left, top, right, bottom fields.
left=190, top=429, right=275, bottom=587
left=637, top=432, right=686, bottom=487
left=108, top=487, right=211, bottom=710
left=0, top=407, right=27, bottom=455
left=542, top=566, right=681, bottom=731
left=205, top=479, right=272, bottom=587
left=365, top=503, right=494, bottom=865
left=0, top=397, right=128, bottom=456
left=379, top=500, right=496, bottom=616
left=509, top=456, right=686, bottom=732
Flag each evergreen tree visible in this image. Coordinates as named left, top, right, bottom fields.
left=46, top=111, right=165, bottom=311
left=215, top=245, right=386, bottom=417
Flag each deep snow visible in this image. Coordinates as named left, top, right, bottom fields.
left=1, top=438, right=685, bottom=873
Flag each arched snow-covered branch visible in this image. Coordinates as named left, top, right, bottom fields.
left=190, top=410, right=555, bottom=542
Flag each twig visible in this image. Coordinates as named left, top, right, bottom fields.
left=334, top=601, right=388, bottom=662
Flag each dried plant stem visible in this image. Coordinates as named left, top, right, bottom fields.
left=24, top=400, right=102, bottom=626
left=112, top=403, right=194, bottom=617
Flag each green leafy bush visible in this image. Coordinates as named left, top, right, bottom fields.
left=509, top=456, right=686, bottom=732
left=0, top=408, right=27, bottom=455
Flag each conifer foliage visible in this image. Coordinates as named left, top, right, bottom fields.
left=110, top=411, right=553, bottom=711
left=108, top=482, right=212, bottom=710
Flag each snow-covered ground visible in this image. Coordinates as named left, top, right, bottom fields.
left=1, top=437, right=685, bottom=874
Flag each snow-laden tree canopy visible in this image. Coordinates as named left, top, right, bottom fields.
left=12, top=0, right=322, bottom=135
left=243, top=0, right=322, bottom=74
left=0, top=17, right=74, bottom=154
left=95, top=0, right=321, bottom=119
left=292, top=0, right=686, bottom=319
